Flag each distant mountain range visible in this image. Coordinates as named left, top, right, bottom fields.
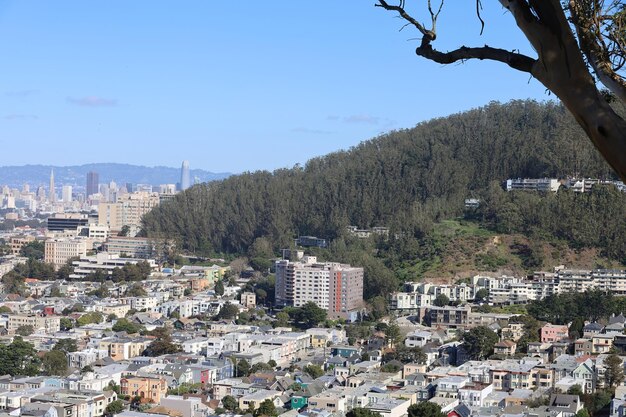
left=0, top=163, right=230, bottom=189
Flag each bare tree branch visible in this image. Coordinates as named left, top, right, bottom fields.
left=376, top=0, right=436, bottom=41
left=415, top=43, right=536, bottom=73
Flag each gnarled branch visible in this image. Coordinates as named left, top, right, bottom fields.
left=415, top=43, right=536, bottom=73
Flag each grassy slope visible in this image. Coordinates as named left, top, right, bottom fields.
left=397, top=219, right=622, bottom=284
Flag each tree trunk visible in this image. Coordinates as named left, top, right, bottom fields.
left=550, top=81, right=626, bottom=182
left=502, top=0, right=626, bottom=181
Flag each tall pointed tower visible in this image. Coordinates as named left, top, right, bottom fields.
left=49, top=168, right=56, bottom=202
left=180, top=160, right=191, bottom=191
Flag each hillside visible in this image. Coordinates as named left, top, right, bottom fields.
left=142, top=100, right=626, bottom=299
left=0, top=163, right=230, bottom=188
left=143, top=100, right=616, bottom=250
left=397, top=220, right=623, bottom=284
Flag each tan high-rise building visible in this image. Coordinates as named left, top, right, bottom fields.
left=275, top=256, right=364, bottom=320
left=98, top=191, right=159, bottom=234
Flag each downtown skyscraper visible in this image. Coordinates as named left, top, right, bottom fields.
left=49, top=169, right=56, bottom=202
left=86, top=171, right=99, bottom=197
left=180, top=160, right=191, bottom=191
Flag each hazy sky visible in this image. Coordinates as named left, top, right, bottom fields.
left=0, top=1, right=550, bottom=173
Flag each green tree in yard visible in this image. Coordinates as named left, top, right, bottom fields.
left=255, top=288, right=268, bottom=304
left=570, top=317, right=585, bottom=339
left=289, top=302, right=327, bottom=327
left=42, top=350, right=68, bottom=375
left=474, top=288, right=489, bottom=303
left=221, top=395, right=238, bottom=411
left=433, top=294, right=450, bottom=307
left=568, top=385, right=584, bottom=397
left=143, top=327, right=180, bottom=356
left=407, top=402, right=446, bottom=417
left=88, top=285, right=110, bottom=298
left=16, top=325, right=34, bottom=336
left=53, top=338, right=78, bottom=353
left=215, top=280, right=225, bottom=296
left=0, top=306, right=11, bottom=314
left=255, top=399, right=277, bottom=417
left=49, top=286, right=63, bottom=297
left=385, top=323, right=403, bottom=348
left=250, top=362, right=273, bottom=374
left=2, top=271, right=27, bottom=296
left=216, top=303, right=239, bottom=320
left=233, top=358, right=250, bottom=377
left=391, top=345, right=427, bottom=364
left=380, top=363, right=402, bottom=373
left=105, top=381, right=121, bottom=395
left=76, top=312, right=104, bottom=327
left=56, top=263, right=74, bottom=281
left=105, top=400, right=126, bottom=416
left=124, top=284, right=147, bottom=297
left=346, top=409, right=383, bottom=417
left=303, top=364, right=324, bottom=379
left=462, top=326, right=499, bottom=360
left=275, top=311, right=290, bottom=327
left=112, top=318, right=142, bottom=334
left=368, top=296, right=388, bottom=320
left=604, top=352, right=624, bottom=389
left=81, top=365, right=94, bottom=374
left=575, top=409, right=590, bottom=417
left=20, top=241, right=44, bottom=260
left=60, top=317, right=74, bottom=331
left=510, top=315, right=542, bottom=353
left=0, top=337, right=40, bottom=376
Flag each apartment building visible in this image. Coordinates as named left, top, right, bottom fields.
left=8, top=314, right=60, bottom=334
left=67, top=348, right=109, bottom=369
left=44, top=238, right=87, bottom=268
left=425, top=306, right=471, bottom=330
left=505, top=178, right=561, bottom=192
left=98, top=192, right=159, bottom=234
left=275, top=256, right=364, bottom=320
left=390, top=268, right=626, bottom=312
left=541, top=324, right=569, bottom=343
left=99, top=338, right=151, bottom=361
left=120, top=376, right=167, bottom=403
left=9, top=235, right=35, bottom=256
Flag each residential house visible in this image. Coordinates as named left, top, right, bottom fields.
left=120, top=376, right=167, bottom=403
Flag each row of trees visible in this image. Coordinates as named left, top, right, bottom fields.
left=526, top=290, right=626, bottom=326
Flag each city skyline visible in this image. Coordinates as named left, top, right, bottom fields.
left=0, top=1, right=551, bottom=173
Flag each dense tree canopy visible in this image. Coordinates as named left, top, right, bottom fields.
left=527, top=289, right=626, bottom=324
left=463, top=326, right=499, bottom=360
left=0, top=337, right=40, bottom=376
left=143, top=101, right=614, bottom=257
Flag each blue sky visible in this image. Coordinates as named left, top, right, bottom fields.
left=0, top=1, right=549, bottom=173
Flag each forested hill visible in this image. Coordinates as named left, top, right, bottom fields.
left=141, top=100, right=615, bottom=254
